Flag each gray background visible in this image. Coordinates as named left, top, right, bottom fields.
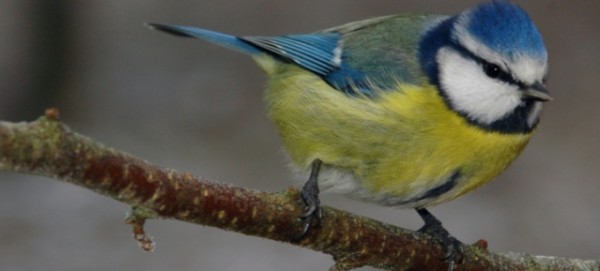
left=1, top=1, right=598, bottom=270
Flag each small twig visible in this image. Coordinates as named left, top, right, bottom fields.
left=125, top=207, right=158, bottom=252
left=0, top=110, right=598, bottom=271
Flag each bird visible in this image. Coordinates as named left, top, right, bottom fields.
left=147, top=1, right=550, bottom=270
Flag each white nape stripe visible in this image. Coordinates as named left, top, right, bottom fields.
left=452, top=15, right=509, bottom=71
left=437, top=47, right=523, bottom=124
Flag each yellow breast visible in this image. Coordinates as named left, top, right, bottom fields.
left=260, top=59, right=533, bottom=208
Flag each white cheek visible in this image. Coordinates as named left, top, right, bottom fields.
left=437, top=47, right=522, bottom=124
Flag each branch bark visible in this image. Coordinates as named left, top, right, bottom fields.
left=0, top=110, right=598, bottom=271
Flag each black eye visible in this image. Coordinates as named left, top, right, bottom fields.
left=483, top=62, right=501, bottom=79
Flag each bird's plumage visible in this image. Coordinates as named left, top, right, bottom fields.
left=148, top=0, right=549, bottom=210
left=263, top=71, right=533, bottom=207
left=150, top=14, right=442, bottom=95
left=456, top=1, right=547, bottom=61
left=242, top=34, right=342, bottom=77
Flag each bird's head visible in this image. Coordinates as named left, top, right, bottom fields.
left=429, top=1, right=550, bottom=132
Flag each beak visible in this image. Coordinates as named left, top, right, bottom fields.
left=523, top=81, right=553, bottom=102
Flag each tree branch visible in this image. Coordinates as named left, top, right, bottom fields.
left=0, top=109, right=598, bottom=271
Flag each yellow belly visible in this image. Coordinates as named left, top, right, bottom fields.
left=260, top=59, right=533, bottom=208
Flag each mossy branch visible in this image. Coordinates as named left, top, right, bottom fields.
left=0, top=109, right=598, bottom=271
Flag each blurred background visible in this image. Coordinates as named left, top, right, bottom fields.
left=0, top=0, right=598, bottom=270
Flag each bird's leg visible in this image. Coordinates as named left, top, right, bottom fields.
left=416, top=208, right=463, bottom=271
left=299, top=159, right=323, bottom=237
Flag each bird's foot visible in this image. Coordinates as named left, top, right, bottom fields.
left=300, top=178, right=323, bottom=236
left=297, top=160, right=323, bottom=238
left=416, top=208, right=463, bottom=271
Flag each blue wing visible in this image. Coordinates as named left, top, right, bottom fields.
left=241, top=34, right=341, bottom=77
left=149, top=15, right=439, bottom=95
left=241, top=34, right=379, bottom=95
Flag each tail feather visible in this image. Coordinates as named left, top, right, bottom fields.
left=146, top=23, right=261, bottom=55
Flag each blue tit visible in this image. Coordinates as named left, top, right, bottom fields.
left=148, top=1, right=550, bottom=269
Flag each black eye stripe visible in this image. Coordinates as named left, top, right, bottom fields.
left=449, top=43, right=527, bottom=89
left=481, top=61, right=526, bottom=88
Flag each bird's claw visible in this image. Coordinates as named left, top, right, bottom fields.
left=442, top=236, right=463, bottom=271
left=299, top=179, right=322, bottom=237
left=417, top=208, right=464, bottom=271
left=295, top=160, right=323, bottom=239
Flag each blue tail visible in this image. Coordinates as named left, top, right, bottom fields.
left=148, top=22, right=342, bottom=76
left=147, top=23, right=262, bottom=55
left=148, top=22, right=377, bottom=95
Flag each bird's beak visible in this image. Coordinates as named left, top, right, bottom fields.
left=523, top=81, right=553, bottom=102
